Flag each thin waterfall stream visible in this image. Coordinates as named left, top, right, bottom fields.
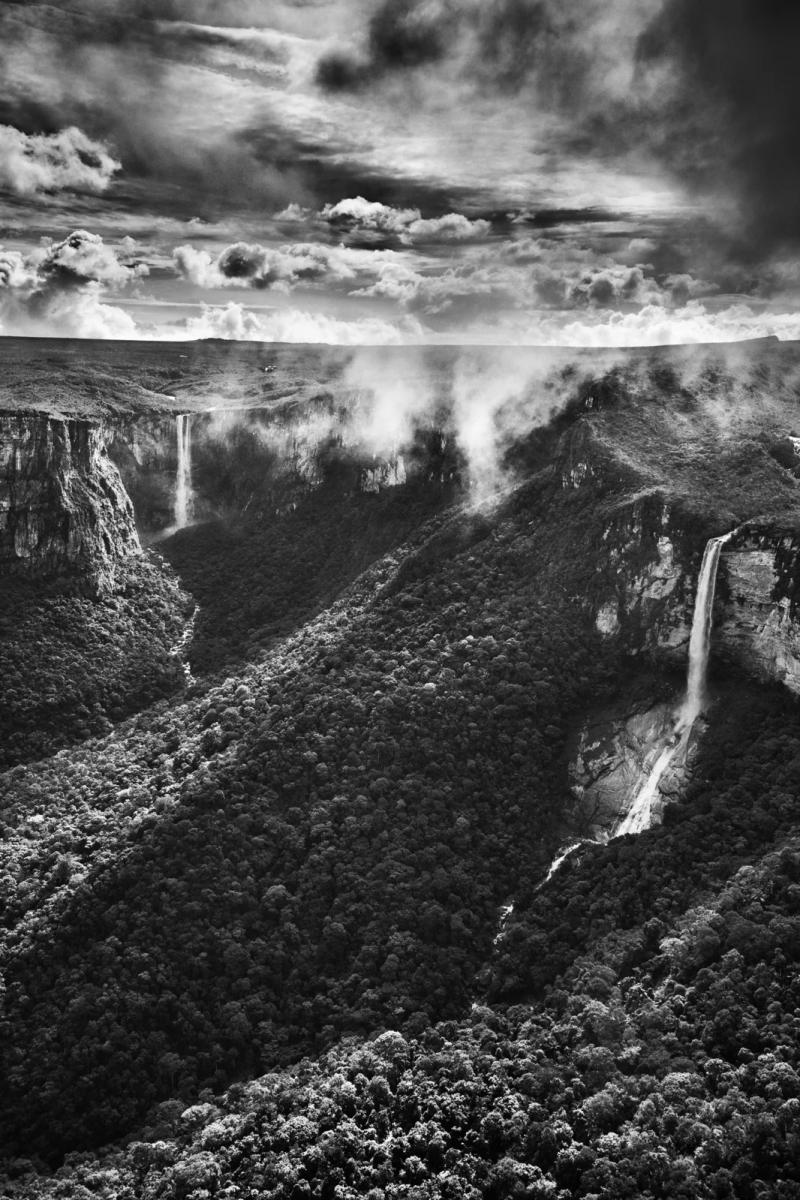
left=174, top=413, right=193, bottom=529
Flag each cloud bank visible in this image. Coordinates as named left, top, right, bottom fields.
left=0, top=125, right=120, bottom=196
left=0, top=230, right=146, bottom=338
left=2, top=1, right=800, bottom=345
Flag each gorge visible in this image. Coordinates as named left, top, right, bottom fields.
left=3, top=336, right=800, bottom=1197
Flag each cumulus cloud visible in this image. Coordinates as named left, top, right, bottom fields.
left=317, top=197, right=491, bottom=244
left=173, top=241, right=359, bottom=291
left=0, top=125, right=120, bottom=196
left=0, top=248, right=38, bottom=290
left=29, top=286, right=140, bottom=339
left=0, top=229, right=147, bottom=338
left=36, top=230, right=148, bottom=289
left=345, top=236, right=719, bottom=319
left=352, top=260, right=510, bottom=315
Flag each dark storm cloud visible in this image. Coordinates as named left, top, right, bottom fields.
left=637, top=0, right=800, bottom=251
left=317, top=0, right=451, bottom=90
left=317, top=0, right=800, bottom=255
left=316, top=0, right=606, bottom=96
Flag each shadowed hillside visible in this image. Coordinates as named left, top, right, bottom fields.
left=3, top=337, right=800, bottom=1197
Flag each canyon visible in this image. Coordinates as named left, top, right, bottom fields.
left=4, top=337, right=800, bottom=824
left=4, top=338, right=800, bottom=1189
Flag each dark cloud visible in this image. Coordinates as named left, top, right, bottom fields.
left=318, top=0, right=800, bottom=255
left=517, top=208, right=623, bottom=230
left=368, top=0, right=450, bottom=70
left=317, top=0, right=453, bottom=91
left=316, top=0, right=607, bottom=98
left=637, top=0, right=800, bottom=251
left=239, top=122, right=481, bottom=218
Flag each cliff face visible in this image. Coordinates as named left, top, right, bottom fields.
left=108, top=400, right=455, bottom=539
left=0, top=397, right=454, bottom=594
left=568, top=699, right=697, bottom=834
left=716, top=531, right=800, bottom=694
left=108, top=415, right=180, bottom=534
left=590, top=493, right=697, bottom=661
left=592, top=510, right=800, bottom=696
left=0, top=415, right=140, bottom=593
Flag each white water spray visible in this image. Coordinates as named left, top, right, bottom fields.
left=613, top=529, right=735, bottom=838
left=678, top=533, right=733, bottom=729
left=174, top=414, right=193, bottom=528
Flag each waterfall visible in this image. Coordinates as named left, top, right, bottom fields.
left=536, top=528, right=736, bottom=888
left=678, top=532, right=733, bottom=728
left=174, top=414, right=193, bottom=528
left=613, top=529, right=734, bottom=838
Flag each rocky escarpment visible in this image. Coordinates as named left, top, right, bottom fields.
left=107, top=414, right=182, bottom=534
left=108, top=396, right=459, bottom=539
left=561, top=415, right=800, bottom=699
left=589, top=491, right=700, bottom=661
left=589, top=506, right=800, bottom=695
left=0, top=415, right=140, bottom=594
left=716, top=527, right=800, bottom=694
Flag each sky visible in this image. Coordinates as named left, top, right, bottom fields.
left=1, top=0, right=799, bottom=346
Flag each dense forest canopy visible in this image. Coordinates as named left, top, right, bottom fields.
left=2, top=339, right=800, bottom=1198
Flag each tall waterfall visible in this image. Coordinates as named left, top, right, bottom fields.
left=613, top=529, right=734, bottom=838
left=678, top=533, right=733, bottom=728
left=174, top=414, right=193, bottom=529
left=537, top=529, right=736, bottom=886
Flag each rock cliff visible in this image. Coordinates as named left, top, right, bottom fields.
left=596, top=515, right=800, bottom=697
left=716, top=528, right=800, bottom=694
left=0, top=414, right=140, bottom=594
left=108, top=398, right=455, bottom=539
left=568, top=697, right=702, bottom=835
left=590, top=492, right=697, bottom=660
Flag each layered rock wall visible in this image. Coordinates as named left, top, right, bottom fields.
left=0, top=415, right=140, bottom=593
left=590, top=493, right=697, bottom=660
left=109, top=400, right=453, bottom=538
left=716, top=531, right=800, bottom=694
left=588, top=494, right=800, bottom=695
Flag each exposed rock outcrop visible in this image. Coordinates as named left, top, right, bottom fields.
left=108, top=400, right=446, bottom=539
left=589, top=495, right=800, bottom=697
left=716, top=530, right=800, bottom=694
left=0, top=415, right=140, bottom=594
left=591, top=493, right=697, bottom=660
left=568, top=700, right=697, bottom=836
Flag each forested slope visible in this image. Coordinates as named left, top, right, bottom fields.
left=0, top=474, right=620, bottom=1158
left=4, top=345, right=800, bottom=1198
